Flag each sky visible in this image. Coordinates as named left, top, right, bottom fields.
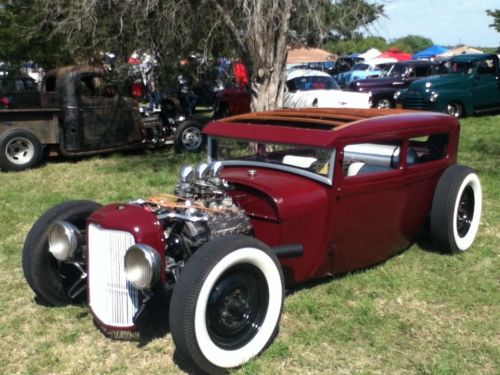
left=366, top=0, right=499, bottom=48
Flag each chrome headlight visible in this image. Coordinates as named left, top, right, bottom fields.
left=48, top=221, right=82, bottom=261
left=394, top=91, right=401, bottom=100
left=124, top=244, right=162, bottom=290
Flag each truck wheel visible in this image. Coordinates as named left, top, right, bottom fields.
left=430, top=166, right=482, bottom=254
left=22, top=200, right=102, bottom=306
left=444, top=102, right=463, bottom=118
left=169, top=235, right=284, bottom=374
left=376, top=98, right=393, bottom=109
left=0, top=129, right=43, bottom=171
left=174, top=120, right=204, bottom=153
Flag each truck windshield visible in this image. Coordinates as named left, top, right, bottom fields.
left=209, top=137, right=335, bottom=184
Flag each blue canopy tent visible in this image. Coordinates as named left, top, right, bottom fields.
left=413, top=45, right=449, bottom=59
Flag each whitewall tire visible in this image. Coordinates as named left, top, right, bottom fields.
left=169, top=235, right=284, bottom=373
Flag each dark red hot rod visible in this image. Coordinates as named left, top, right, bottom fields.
left=22, top=108, right=482, bottom=373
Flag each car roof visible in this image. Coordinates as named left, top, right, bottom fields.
left=204, top=108, right=458, bottom=148
left=451, top=53, right=495, bottom=62
left=396, top=60, right=436, bottom=67
left=286, top=69, right=331, bottom=80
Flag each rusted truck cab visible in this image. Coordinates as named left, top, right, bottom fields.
left=0, top=65, right=145, bottom=171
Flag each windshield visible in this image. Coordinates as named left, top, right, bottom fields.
left=351, top=63, right=370, bottom=71
left=286, top=75, right=340, bottom=91
left=209, top=137, right=335, bottom=184
left=387, top=63, right=407, bottom=77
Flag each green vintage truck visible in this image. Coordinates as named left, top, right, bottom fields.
left=395, top=54, right=500, bottom=117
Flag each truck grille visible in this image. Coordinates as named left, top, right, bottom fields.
left=402, top=97, right=432, bottom=110
left=88, top=224, right=139, bottom=327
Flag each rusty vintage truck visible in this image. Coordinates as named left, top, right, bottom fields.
left=0, top=65, right=204, bottom=171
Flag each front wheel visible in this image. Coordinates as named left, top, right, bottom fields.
left=444, top=102, right=463, bottom=118
left=430, top=166, right=482, bottom=253
left=376, top=98, right=393, bottom=109
left=174, top=120, right=204, bottom=152
left=22, top=200, right=103, bottom=305
left=169, top=235, right=284, bottom=374
left=0, top=129, right=43, bottom=171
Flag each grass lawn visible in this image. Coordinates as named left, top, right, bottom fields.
left=0, top=115, right=498, bottom=374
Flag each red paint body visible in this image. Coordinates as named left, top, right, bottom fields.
left=205, top=109, right=459, bottom=284
left=89, top=109, right=459, bottom=287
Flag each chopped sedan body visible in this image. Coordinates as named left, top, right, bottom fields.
left=23, top=108, right=482, bottom=374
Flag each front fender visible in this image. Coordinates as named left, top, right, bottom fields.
left=433, top=89, right=473, bottom=115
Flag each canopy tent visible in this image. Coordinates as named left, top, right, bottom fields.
left=380, top=48, right=412, bottom=61
left=358, top=48, right=381, bottom=61
left=413, top=45, right=449, bottom=59
left=437, top=46, right=483, bottom=58
left=286, top=47, right=334, bottom=64
left=366, top=57, right=397, bottom=65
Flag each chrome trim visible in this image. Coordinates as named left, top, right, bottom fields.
left=156, top=211, right=208, bottom=222
left=88, top=224, right=139, bottom=328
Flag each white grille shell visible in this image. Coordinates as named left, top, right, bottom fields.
left=88, top=224, right=139, bottom=327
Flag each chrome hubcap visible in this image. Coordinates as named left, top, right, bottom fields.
left=5, top=137, right=34, bottom=165
left=181, top=127, right=202, bottom=150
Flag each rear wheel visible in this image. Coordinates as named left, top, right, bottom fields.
left=444, top=102, right=463, bottom=118
left=0, top=129, right=43, bottom=171
left=169, top=235, right=284, bottom=374
left=430, top=166, right=482, bottom=253
left=22, top=200, right=102, bottom=305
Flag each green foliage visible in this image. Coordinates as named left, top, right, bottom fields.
left=389, top=34, right=434, bottom=53
left=486, top=9, right=500, bottom=33
left=0, top=0, right=72, bottom=68
left=325, top=0, right=385, bottom=40
left=325, top=35, right=387, bottom=55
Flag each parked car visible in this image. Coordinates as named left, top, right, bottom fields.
left=283, top=69, right=371, bottom=109
left=214, top=69, right=371, bottom=117
left=0, top=65, right=204, bottom=171
left=349, top=60, right=439, bottom=109
left=395, top=54, right=500, bottom=117
left=0, top=74, right=40, bottom=109
left=22, top=108, right=482, bottom=374
left=334, top=61, right=385, bottom=88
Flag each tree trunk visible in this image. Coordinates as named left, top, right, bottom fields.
left=246, top=0, right=292, bottom=112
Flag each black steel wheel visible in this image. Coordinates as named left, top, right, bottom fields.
left=169, top=235, right=284, bottom=374
left=0, top=129, right=43, bottom=171
left=430, top=166, right=482, bottom=253
left=22, top=200, right=102, bottom=305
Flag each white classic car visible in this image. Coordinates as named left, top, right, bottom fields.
left=284, top=69, right=372, bottom=109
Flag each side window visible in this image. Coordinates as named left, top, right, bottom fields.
left=414, top=66, right=431, bottom=77
left=45, top=76, right=56, bottom=92
left=15, top=80, right=24, bottom=91
left=80, top=76, right=117, bottom=98
left=477, top=59, right=495, bottom=75
left=408, top=134, right=448, bottom=164
left=343, top=141, right=402, bottom=177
